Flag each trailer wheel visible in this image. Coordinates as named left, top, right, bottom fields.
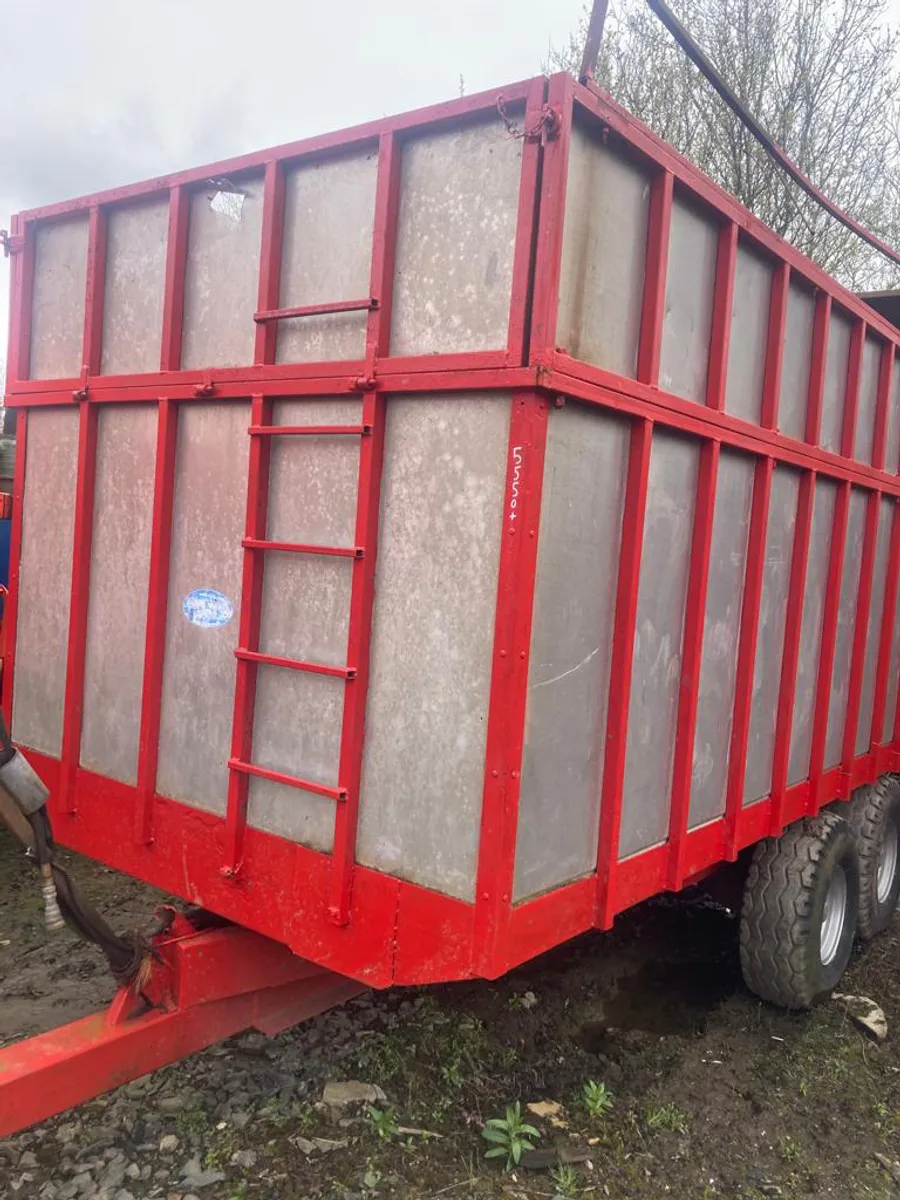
left=740, top=812, right=859, bottom=1009
left=844, top=778, right=900, bottom=940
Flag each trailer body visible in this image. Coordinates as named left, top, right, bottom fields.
left=5, top=73, right=900, bottom=988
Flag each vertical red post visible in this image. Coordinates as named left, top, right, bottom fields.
left=870, top=503, right=900, bottom=756
left=59, top=401, right=99, bottom=814
left=327, top=128, right=402, bottom=925
left=160, top=187, right=189, bottom=373
left=506, top=76, right=547, bottom=367
left=841, top=490, right=880, bottom=784
left=474, top=391, right=549, bottom=973
left=723, top=455, right=773, bottom=857
left=667, top=438, right=719, bottom=887
left=805, top=293, right=831, bottom=445
left=1, top=412, right=28, bottom=726
left=871, top=343, right=894, bottom=472
left=840, top=320, right=865, bottom=460
left=636, top=170, right=674, bottom=386
left=223, top=393, right=272, bottom=876
left=528, top=73, right=573, bottom=366
left=82, top=206, right=107, bottom=378
left=254, top=162, right=286, bottom=367
left=807, top=480, right=851, bottom=807
left=705, top=222, right=737, bottom=411
left=596, top=417, right=653, bottom=927
left=769, top=471, right=815, bottom=833
left=134, top=399, right=178, bottom=844
left=761, top=263, right=789, bottom=430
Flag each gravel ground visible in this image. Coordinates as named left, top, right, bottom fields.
left=2, top=828, right=900, bottom=1200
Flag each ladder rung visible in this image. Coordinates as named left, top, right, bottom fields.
left=242, top=538, right=363, bottom=559
left=235, top=648, right=355, bottom=680
left=248, top=424, right=371, bottom=437
left=227, top=758, right=346, bottom=801
left=254, top=297, right=378, bottom=323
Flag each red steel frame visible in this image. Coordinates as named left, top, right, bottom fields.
left=5, top=71, right=900, bottom=1002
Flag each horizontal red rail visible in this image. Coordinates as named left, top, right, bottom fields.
left=227, top=758, right=346, bottom=801
left=254, top=298, right=378, bottom=323
left=248, top=424, right=370, bottom=437
left=242, top=537, right=363, bottom=559
left=235, top=647, right=355, bottom=679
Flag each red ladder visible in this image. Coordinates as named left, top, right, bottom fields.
left=223, top=387, right=386, bottom=925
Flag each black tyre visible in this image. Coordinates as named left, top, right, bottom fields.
left=844, top=777, right=900, bottom=940
left=740, top=811, right=859, bottom=1009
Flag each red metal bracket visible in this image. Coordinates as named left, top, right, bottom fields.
left=0, top=915, right=364, bottom=1137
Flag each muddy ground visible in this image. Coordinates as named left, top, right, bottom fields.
left=1, top=827, right=899, bottom=1200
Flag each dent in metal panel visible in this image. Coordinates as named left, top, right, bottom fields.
left=724, top=246, right=772, bottom=425
left=854, top=338, right=882, bottom=464
left=620, top=431, right=699, bottom=858
left=358, top=394, right=509, bottom=900
left=787, top=479, right=837, bottom=785
left=267, top=399, right=360, bottom=547
left=659, top=201, right=718, bottom=404
left=514, top=404, right=630, bottom=902
left=823, top=488, right=865, bottom=769
left=246, top=665, right=342, bottom=850
left=883, top=501, right=900, bottom=741
left=29, top=219, right=89, bottom=380
left=689, top=449, right=753, bottom=827
left=556, top=123, right=650, bottom=378
left=885, top=361, right=900, bottom=475
left=744, top=467, right=799, bottom=805
left=819, top=311, right=852, bottom=453
left=276, top=152, right=377, bottom=364
left=390, top=116, right=523, bottom=356
left=81, top=406, right=155, bottom=784
left=181, top=177, right=264, bottom=369
left=779, top=284, right=815, bottom=441
left=157, top=403, right=249, bottom=811
left=856, top=498, right=893, bottom=755
left=100, top=200, right=169, bottom=375
left=12, top=410, right=79, bottom=754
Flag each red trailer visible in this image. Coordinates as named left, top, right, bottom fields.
left=2, top=71, right=900, bottom=1133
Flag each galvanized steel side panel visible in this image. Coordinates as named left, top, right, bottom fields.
left=823, top=488, right=865, bottom=768
left=80, top=406, right=156, bottom=785
left=157, top=403, right=249, bottom=811
left=514, top=403, right=630, bottom=901
left=854, top=338, right=882, bottom=464
left=248, top=398, right=361, bottom=843
left=788, top=478, right=837, bottom=785
left=100, top=200, right=169, bottom=375
left=689, top=449, right=754, bottom=827
left=357, top=393, right=509, bottom=900
left=856, top=497, right=893, bottom=755
left=779, top=283, right=815, bottom=442
left=819, top=311, right=852, bottom=454
left=744, top=466, right=799, bottom=804
left=885, top=360, right=900, bottom=474
left=724, top=246, right=771, bottom=426
left=556, top=124, right=650, bottom=378
left=181, top=179, right=264, bottom=369
left=29, top=218, right=89, bottom=380
left=12, top=409, right=79, bottom=754
left=658, top=201, right=717, bottom=404
left=620, top=430, right=699, bottom=858
left=389, top=116, right=523, bottom=357
left=276, top=153, right=377, bottom=364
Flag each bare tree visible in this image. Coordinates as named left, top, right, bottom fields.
left=550, top=0, right=900, bottom=290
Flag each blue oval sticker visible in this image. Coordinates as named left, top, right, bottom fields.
left=183, top=588, right=234, bottom=628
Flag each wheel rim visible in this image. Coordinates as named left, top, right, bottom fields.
left=876, top=821, right=899, bottom=906
left=820, top=866, right=848, bottom=967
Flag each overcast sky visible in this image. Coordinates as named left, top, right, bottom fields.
left=2, top=0, right=899, bottom=389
